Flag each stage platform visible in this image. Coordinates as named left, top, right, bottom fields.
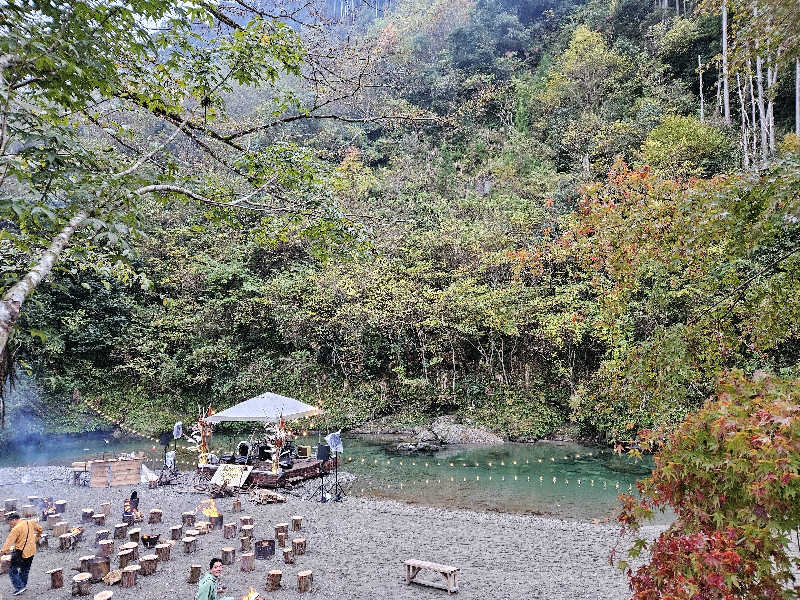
left=197, top=456, right=337, bottom=488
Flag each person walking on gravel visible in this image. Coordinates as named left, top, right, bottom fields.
left=1, top=511, right=43, bottom=596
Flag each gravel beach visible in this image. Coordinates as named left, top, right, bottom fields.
left=0, top=467, right=663, bottom=600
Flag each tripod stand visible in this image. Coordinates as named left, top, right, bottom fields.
left=309, top=444, right=331, bottom=503
left=309, top=468, right=328, bottom=502
left=328, top=451, right=346, bottom=502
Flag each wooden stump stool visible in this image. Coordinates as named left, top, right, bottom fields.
left=195, top=521, right=211, bottom=535
left=101, top=502, right=111, bottom=516
left=240, top=536, right=252, bottom=552
left=88, top=556, right=110, bottom=583
left=297, top=570, right=313, bottom=593
left=140, top=554, right=158, bottom=575
left=97, top=538, right=114, bottom=557
left=48, top=514, right=61, bottom=529
left=277, top=532, right=286, bottom=548
left=98, top=539, right=114, bottom=557
left=82, top=508, right=95, bottom=523
left=275, top=523, right=289, bottom=537
left=79, top=554, right=96, bottom=572
left=232, top=498, right=241, bottom=513
left=148, top=509, right=162, bottom=524
left=117, top=550, right=134, bottom=570
left=54, top=521, right=69, bottom=536
left=292, top=538, right=306, bottom=556
left=291, top=516, right=303, bottom=531
left=240, top=552, right=254, bottom=572
left=121, top=565, right=139, bottom=588
left=120, top=542, right=139, bottom=561
left=181, top=512, right=195, bottom=527
left=224, top=523, right=237, bottom=539
left=38, top=533, right=49, bottom=550
left=266, top=570, right=282, bottom=591
left=282, top=547, right=294, bottom=564
left=60, top=533, right=76, bottom=551
left=239, top=515, right=253, bottom=526
left=128, top=528, right=141, bottom=543
left=4, top=498, right=17, bottom=511
left=47, top=567, right=64, bottom=589
left=22, top=504, right=36, bottom=518
left=155, top=543, right=171, bottom=562
left=183, top=536, right=197, bottom=554
left=221, top=546, right=235, bottom=565
left=72, top=572, right=92, bottom=596
left=55, top=499, right=67, bottom=513
left=240, top=524, right=254, bottom=538
left=94, top=592, right=113, bottom=600
left=0, top=555, right=10, bottom=575
left=95, top=530, right=110, bottom=545
left=92, top=513, right=105, bottom=526
left=187, top=564, right=202, bottom=584
left=170, top=524, right=183, bottom=540
left=103, top=570, right=122, bottom=586
left=114, top=523, right=128, bottom=539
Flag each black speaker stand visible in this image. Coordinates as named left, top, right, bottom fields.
left=310, top=468, right=327, bottom=503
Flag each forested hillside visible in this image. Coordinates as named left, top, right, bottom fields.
left=2, top=0, right=799, bottom=447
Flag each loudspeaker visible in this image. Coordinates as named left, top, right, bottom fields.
left=297, top=445, right=311, bottom=458
left=316, top=444, right=330, bottom=462
left=159, top=432, right=172, bottom=447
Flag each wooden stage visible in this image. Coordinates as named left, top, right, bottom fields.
left=198, top=456, right=337, bottom=488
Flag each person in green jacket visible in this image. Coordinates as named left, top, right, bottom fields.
left=196, top=558, right=235, bottom=600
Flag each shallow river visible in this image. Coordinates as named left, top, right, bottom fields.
left=0, top=432, right=655, bottom=521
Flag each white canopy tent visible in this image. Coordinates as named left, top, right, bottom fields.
left=205, top=391, right=322, bottom=424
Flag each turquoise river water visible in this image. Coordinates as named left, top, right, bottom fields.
left=0, top=432, right=655, bottom=521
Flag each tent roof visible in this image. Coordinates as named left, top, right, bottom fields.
left=205, top=392, right=322, bottom=424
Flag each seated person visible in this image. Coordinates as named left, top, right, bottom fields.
left=196, top=558, right=235, bottom=600
left=122, top=491, right=142, bottom=524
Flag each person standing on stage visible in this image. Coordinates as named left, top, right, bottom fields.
left=1, top=511, right=43, bottom=595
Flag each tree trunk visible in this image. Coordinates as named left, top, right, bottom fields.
left=749, top=69, right=758, bottom=157
left=699, top=55, right=705, bottom=122
left=737, top=74, right=749, bottom=169
left=0, top=210, right=88, bottom=424
left=767, top=63, right=777, bottom=153
left=722, top=0, right=730, bottom=124
left=794, top=57, right=800, bottom=138
left=796, top=57, right=799, bottom=137
left=756, top=55, right=768, bottom=162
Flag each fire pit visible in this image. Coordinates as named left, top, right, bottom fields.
left=198, top=499, right=223, bottom=530
left=254, top=540, right=275, bottom=560
left=142, top=534, right=161, bottom=549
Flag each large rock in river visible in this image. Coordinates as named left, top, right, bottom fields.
left=430, top=415, right=504, bottom=445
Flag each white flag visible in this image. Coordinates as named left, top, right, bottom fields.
left=325, top=430, right=343, bottom=453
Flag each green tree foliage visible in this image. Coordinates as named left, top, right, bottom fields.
left=567, top=156, right=800, bottom=441
left=4, top=0, right=800, bottom=474
left=641, top=115, right=737, bottom=178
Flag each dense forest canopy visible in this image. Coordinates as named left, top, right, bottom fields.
left=1, top=0, right=799, bottom=442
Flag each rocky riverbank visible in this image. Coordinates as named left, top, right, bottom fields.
left=350, top=414, right=601, bottom=452
left=0, top=466, right=663, bottom=600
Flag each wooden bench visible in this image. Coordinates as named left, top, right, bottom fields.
left=404, top=559, right=459, bottom=594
